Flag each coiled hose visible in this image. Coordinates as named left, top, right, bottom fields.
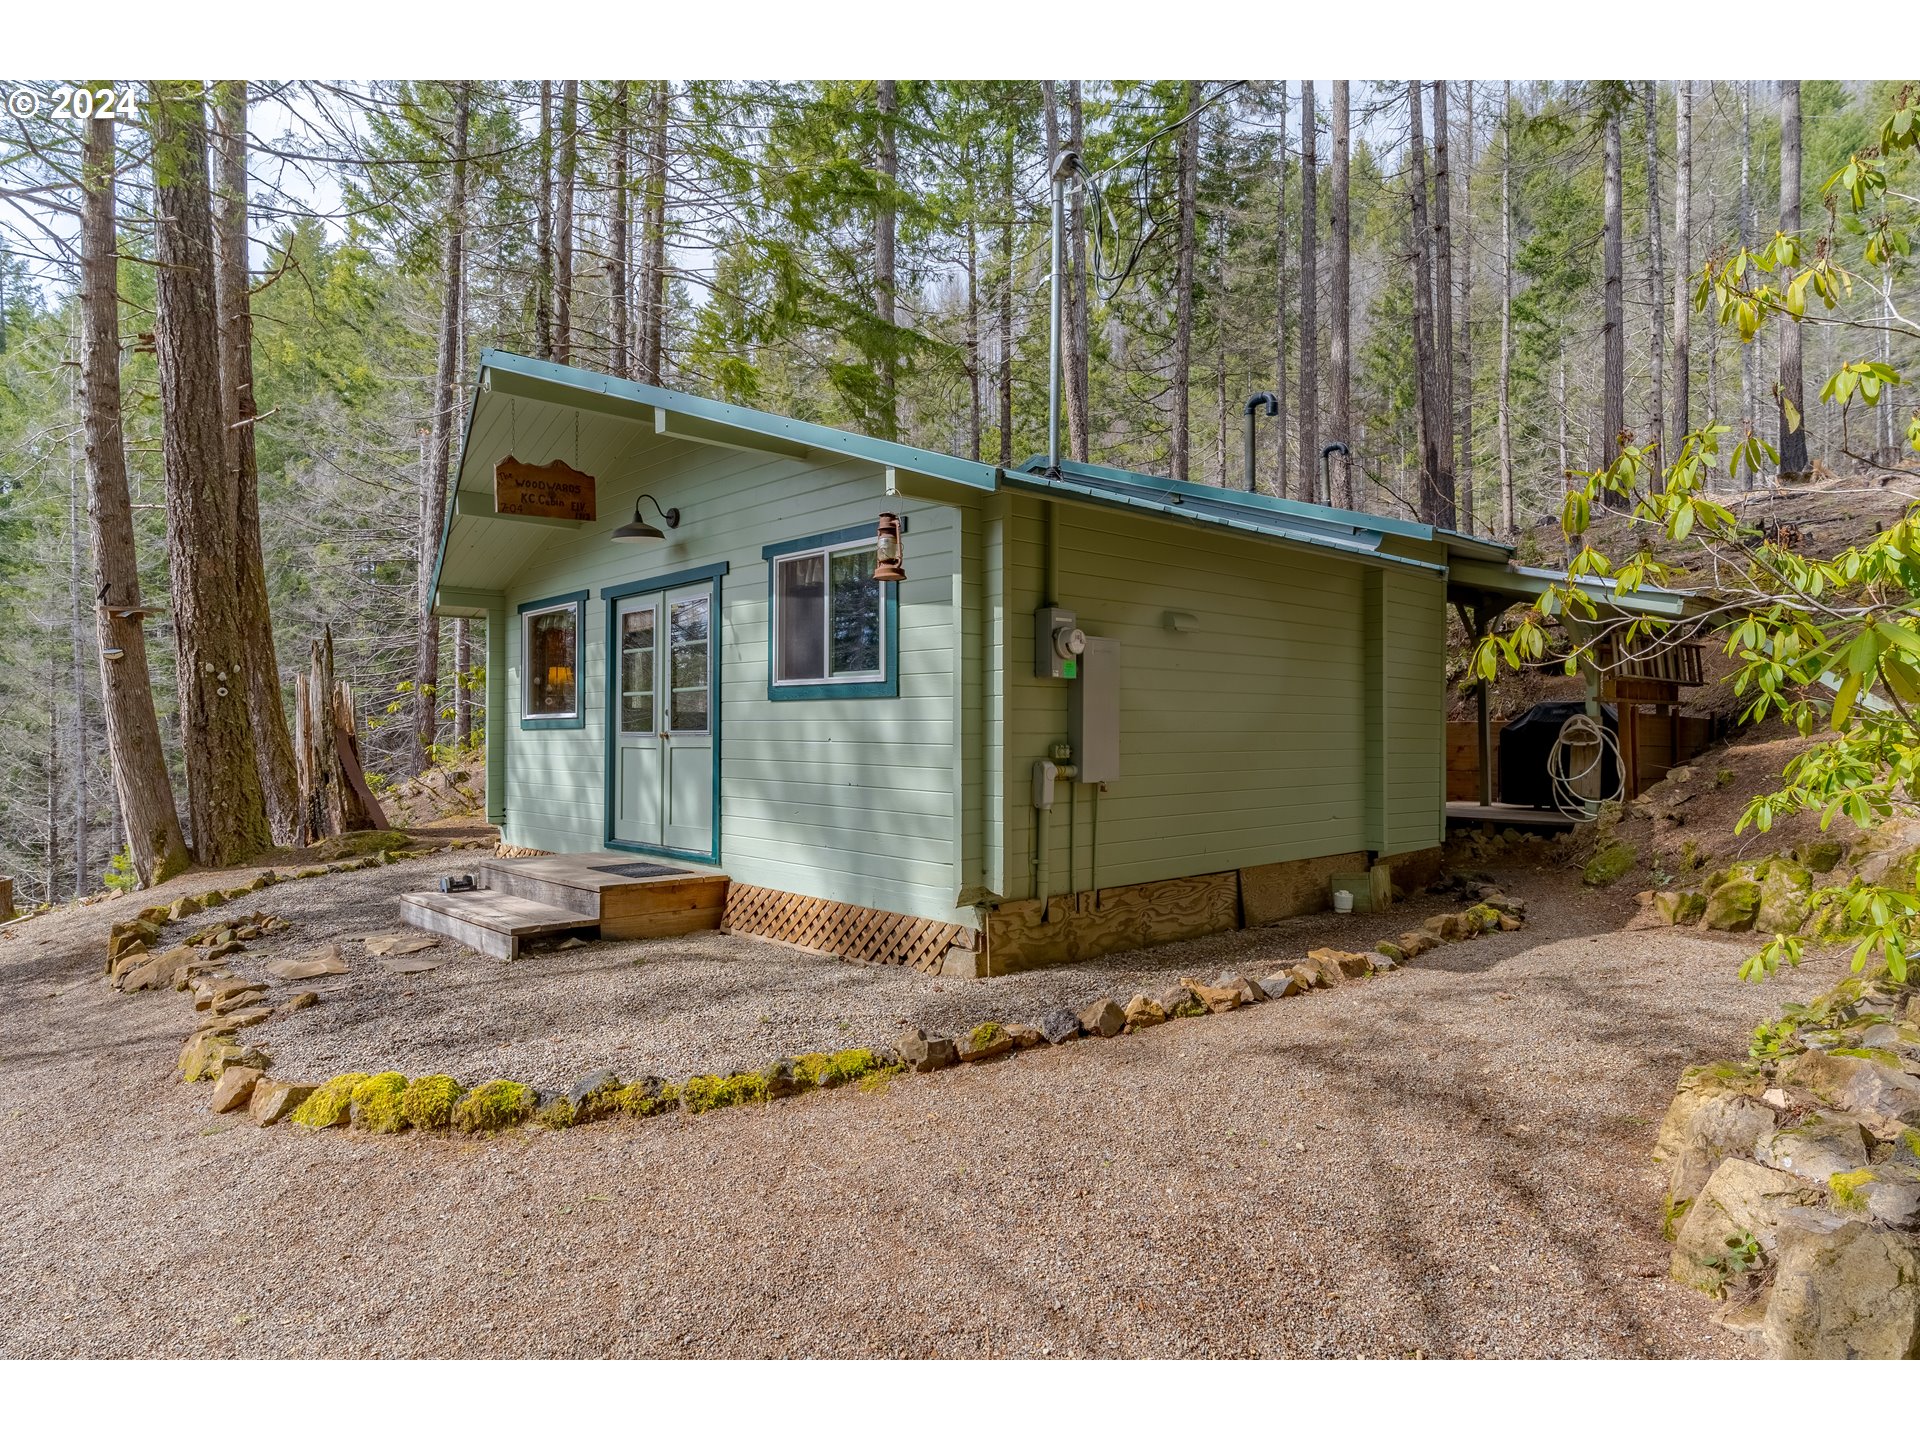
left=1549, top=712, right=1624, bottom=817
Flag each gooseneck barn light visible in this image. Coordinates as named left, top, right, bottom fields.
left=611, top=493, right=681, bottom=542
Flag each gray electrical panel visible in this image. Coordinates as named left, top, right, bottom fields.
left=1069, top=636, right=1120, bottom=784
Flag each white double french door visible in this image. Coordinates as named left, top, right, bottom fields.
left=611, top=582, right=715, bottom=858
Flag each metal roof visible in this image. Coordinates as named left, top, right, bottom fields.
left=439, top=351, right=1656, bottom=602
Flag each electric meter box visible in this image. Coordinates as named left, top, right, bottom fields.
left=1034, top=605, right=1084, bottom=680
left=1069, top=636, right=1120, bottom=784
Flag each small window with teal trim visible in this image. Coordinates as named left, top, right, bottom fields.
left=520, top=592, right=586, bottom=728
left=765, top=529, right=898, bottom=701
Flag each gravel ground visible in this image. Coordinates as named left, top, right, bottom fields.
left=236, top=859, right=1509, bottom=1088
left=0, top=840, right=1846, bottom=1358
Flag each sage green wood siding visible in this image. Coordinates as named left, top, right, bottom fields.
left=1376, top=567, right=1448, bottom=856
left=999, top=495, right=1447, bottom=900
left=488, top=400, right=968, bottom=924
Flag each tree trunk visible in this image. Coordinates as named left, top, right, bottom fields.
left=66, top=377, right=90, bottom=894
left=1273, top=85, right=1288, bottom=496
left=643, top=81, right=670, bottom=385
left=1739, top=80, right=1756, bottom=458
left=1458, top=81, right=1477, bottom=532
left=78, top=109, right=188, bottom=887
left=874, top=80, right=899, bottom=442
left=1602, top=99, right=1625, bottom=474
left=1643, top=81, right=1667, bottom=471
left=1671, top=80, right=1693, bottom=456
left=998, top=116, right=1014, bottom=467
left=1431, top=82, right=1457, bottom=518
left=1407, top=82, right=1453, bottom=527
left=1067, top=81, right=1090, bottom=462
left=1777, top=79, right=1808, bottom=477
left=1328, top=80, right=1353, bottom=509
left=412, top=82, right=469, bottom=775
left=555, top=80, right=577, bottom=366
left=536, top=81, right=553, bottom=359
left=610, top=81, right=630, bottom=378
left=454, top=617, right=472, bottom=749
left=149, top=80, right=270, bottom=868
left=965, top=209, right=981, bottom=462
left=1499, top=81, right=1516, bottom=536
left=1171, top=80, right=1201, bottom=481
left=212, top=80, right=301, bottom=847
left=1298, top=81, right=1319, bottom=503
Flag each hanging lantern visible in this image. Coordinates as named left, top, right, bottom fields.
left=874, top=511, right=906, bottom=584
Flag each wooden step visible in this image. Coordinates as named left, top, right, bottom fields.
left=477, top=850, right=728, bottom=939
left=398, top=889, right=597, bottom=961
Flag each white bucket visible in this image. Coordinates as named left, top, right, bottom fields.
left=1332, top=889, right=1354, bottom=914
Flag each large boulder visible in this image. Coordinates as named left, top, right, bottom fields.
left=1259, top=970, right=1307, bottom=1000
left=1830, top=1164, right=1920, bottom=1229
left=1655, top=891, right=1708, bottom=926
left=1035, top=1007, right=1081, bottom=1045
left=1756, top=1112, right=1871, bottom=1183
left=1757, top=861, right=1815, bottom=936
left=1307, top=948, right=1374, bottom=980
left=1671, top=1158, right=1824, bottom=1294
left=266, top=944, right=348, bottom=981
left=1780, top=1050, right=1920, bottom=1139
left=1121, top=995, right=1166, bottom=1031
left=208, top=1065, right=262, bottom=1114
left=1653, top=1061, right=1769, bottom=1163
left=1181, top=977, right=1247, bottom=1012
left=1703, top=878, right=1762, bottom=932
left=1851, top=818, right=1920, bottom=888
left=1668, top=1093, right=1778, bottom=1204
left=958, top=1021, right=1016, bottom=1061
left=1762, top=1216, right=1920, bottom=1359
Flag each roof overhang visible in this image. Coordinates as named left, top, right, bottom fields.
left=1447, top=558, right=1711, bottom=621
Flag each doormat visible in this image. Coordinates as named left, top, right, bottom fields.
left=591, top=861, right=689, bottom=880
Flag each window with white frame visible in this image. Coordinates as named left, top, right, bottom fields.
left=772, top=539, right=884, bottom=687
left=522, top=600, right=580, bottom=720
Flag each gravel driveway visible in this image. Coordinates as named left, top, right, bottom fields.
left=0, top=843, right=1843, bottom=1357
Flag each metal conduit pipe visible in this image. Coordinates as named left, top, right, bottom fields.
left=1320, top=440, right=1351, bottom=504
left=1243, top=393, right=1278, bottom=491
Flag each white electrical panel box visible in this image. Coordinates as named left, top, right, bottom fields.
left=1069, top=636, right=1120, bottom=784
left=1034, top=605, right=1085, bottom=680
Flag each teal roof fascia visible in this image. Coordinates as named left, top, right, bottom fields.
left=1002, top=467, right=1446, bottom=574
left=477, top=349, right=1000, bottom=493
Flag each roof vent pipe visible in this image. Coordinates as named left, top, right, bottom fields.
left=1242, top=393, right=1278, bottom=492
left=1047, top=148, right=1081, bottom=476
left=1319, top=441, right=1351, bottom=506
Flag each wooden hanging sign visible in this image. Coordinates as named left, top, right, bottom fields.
left=494, top=455, right=597, bottom=521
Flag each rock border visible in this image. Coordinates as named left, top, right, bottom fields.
left=176, top=882, right=1530, bottom=1139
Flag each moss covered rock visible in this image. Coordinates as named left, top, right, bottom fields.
left=399, top=1074, right=464, bottom=1130
left=613, top=1078, right=678, bottom=1117
left=680, top=1072, right=769, bottom=1113
left=312, top=828, right=410, bottom=861
left=1757, top=861, right=1815, bottom=936
left=452, top=1079, right=535, bottom=1132
left=292, top=1073, right=369, bottom=1128
left=349, top=1072, right=410, bottom=1133
left=566, top=1069, right=624, bottom=1123
left=1582, top=842, right=1639, bottom=887
left=1799, top=839, right=1846, bottom=875
left=533, top=1094, right=578, bottom=1128
left=1703, top=878, right=1762, bottom=931
left=1654, top=890, right=1708, bottom=926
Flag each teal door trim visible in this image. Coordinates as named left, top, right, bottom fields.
left=601, top=570, right=723, bottom=867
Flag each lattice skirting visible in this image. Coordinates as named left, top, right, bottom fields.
left=722, top=882, right=979, bottom=973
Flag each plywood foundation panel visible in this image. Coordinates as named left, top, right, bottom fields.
left=1238, top=851, right=1367, bottom=927
left=983, top=869, right=1241, bottom=974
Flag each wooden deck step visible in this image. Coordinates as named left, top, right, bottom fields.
left=477, top=850, right=728, bottom=940
left=398, top=889, right=598, bottom=961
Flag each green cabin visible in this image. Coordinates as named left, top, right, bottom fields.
left=428, top=349, right=1515, bottom=974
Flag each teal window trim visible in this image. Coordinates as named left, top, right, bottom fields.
left=600, top=560, right=729, bottom=603
left=518, top=589, right=587, bottom=730
left=763, top=524, right=901, bottom=703
left=601, top=572, right=723, bottom=867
